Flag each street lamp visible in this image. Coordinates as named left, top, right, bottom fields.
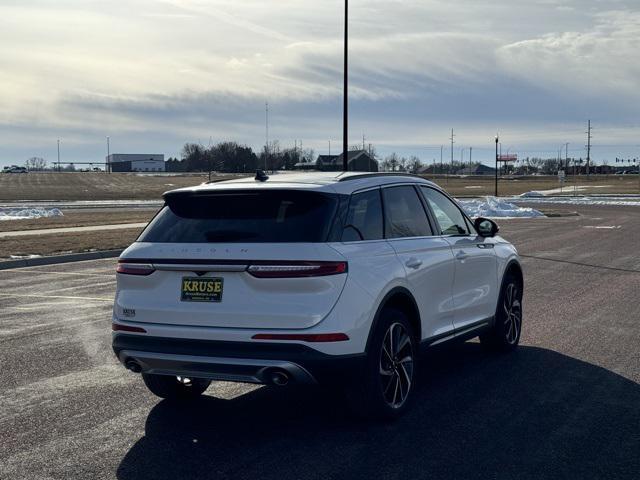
left=495, top=134, right=499, bottom=197
left=106, top=136, right=110, bottom=174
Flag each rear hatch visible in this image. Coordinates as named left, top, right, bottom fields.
left=115, top=188, right=347, bottom=330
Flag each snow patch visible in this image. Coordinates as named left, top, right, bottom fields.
left=457, top=197, right=545, bottom=218
left=520, top=191, right=545, bottom=198
left=0, top=208, right=64, bottom=221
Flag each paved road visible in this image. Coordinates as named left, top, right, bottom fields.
left=1, top=204, right=639, bottom=479
left=0, top=223, right=149, bottom=238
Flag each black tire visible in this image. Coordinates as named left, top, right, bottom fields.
left=142, top=373, right=211, bottom=400
left=345, top=308, right=418, bottom=420
left=480, top=273, right=523, bottom=352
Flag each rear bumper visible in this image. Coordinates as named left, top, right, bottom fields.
left=112, top=334, right=366, bottom=386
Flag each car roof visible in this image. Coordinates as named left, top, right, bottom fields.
left=165, top=172, right=439, bottom=197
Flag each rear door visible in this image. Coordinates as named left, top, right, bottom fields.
left=419, top=186, right=499, bottom=331
left=381, top=185, right=456, bottom=340
left=115, top=189, right=348, bottom=330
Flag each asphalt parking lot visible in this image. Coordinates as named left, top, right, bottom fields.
left=1, top=204, right=639, bottom=480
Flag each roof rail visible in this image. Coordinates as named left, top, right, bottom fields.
left=336, top=172, right=425, bottom=182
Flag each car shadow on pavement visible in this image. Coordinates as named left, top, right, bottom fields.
left=117, top=343, right=640, bottom=480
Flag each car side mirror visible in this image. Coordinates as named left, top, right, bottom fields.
left=474, top=217, right=499, bottom=238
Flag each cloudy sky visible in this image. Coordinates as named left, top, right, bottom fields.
left=1, top=0, right=639, bottom=167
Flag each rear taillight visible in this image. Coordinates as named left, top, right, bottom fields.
left=116, top=262, right=155, bottom=276
left=247, top=261, right=347, bottom=278
left=252, top=333, right=349, bottom=342
left=112, top=323, right=147, bottom=333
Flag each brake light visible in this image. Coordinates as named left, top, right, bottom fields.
left=246, top=261, right=347, bottom=278
left=112, top=323, right=147, bottom=333
left=116, top=262, right=155, bottom=276
left=252, top=333, right=349, bottom=342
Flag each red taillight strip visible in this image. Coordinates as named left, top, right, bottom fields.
left=112, top=323, right=147, bottom=333
left=252, top=333, right=349, bottom=342
left=116, top=261, right=155, bottom=276
left=247, top=262, right=347, bottom=278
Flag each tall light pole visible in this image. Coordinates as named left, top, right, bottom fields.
left=265, top=102, right=269, bottom=171
left=106, top=136, right=110, bottom=174
left=57, top=139, right=60, bottom=172
left=342, top=0, right=349, bottom=171
left=495, top=134, right=499, bottom=196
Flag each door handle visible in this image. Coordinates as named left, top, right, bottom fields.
left=405, top=258, right=423, bottom=269
left=455, top=251, right=469, bottom=261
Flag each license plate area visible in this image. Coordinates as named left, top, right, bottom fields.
left=181, top=277, right=223, bottom=303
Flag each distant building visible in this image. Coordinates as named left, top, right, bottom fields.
left=294, top=150, right=378, bottom=172
left=107, top=154, right=165, bottom=172
left=456, top=164, right=497, bottom=175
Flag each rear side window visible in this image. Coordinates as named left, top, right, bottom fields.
left=382, top=186, right=432, bottom=239
left=342, top=189, right=383, bottom=241
left=420, top=187, right=470, bottom=236
left=139, top=190, right=339, bottom=243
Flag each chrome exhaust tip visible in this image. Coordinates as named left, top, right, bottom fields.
left=125, top=360, right=142, bottom=373
left=270, top=371, right=289, bottom=386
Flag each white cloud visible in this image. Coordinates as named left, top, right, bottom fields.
left=0, top=0, right=638, bottom=164
left=497, top=11, right=640, bottom=101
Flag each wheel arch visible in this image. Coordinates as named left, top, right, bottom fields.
left=365, top=287, right=422, bottom=354
left=493, top=259, right=524, bottom=325
left=503, top=259, right=524, bottom=291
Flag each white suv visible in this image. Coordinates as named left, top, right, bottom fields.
left=112, top=172, right=523, bottom=419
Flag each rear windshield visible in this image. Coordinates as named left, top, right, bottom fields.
left=139, top=190, right=339, bottom=243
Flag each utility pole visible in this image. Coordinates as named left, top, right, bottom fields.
left=449, top=129, right=455, bottom=182
left=57, top=139, right=60, bottom=172
left=329, top=140, right=331, bottom=156
left=586, top=119, right=592, bottom=178
left=342, top=0, right=349, bottom=172
left=564, top=142, right=569, bottom=172
left=469, top=147, right=473, bottom=167
left=265, top=102, right=269, bottom=171
left=495, top=134, right=499, bottom=196
left=440, top=145, right=443, bottom=175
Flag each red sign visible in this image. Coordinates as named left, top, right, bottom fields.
left=497, top=154, right=517, bottom=162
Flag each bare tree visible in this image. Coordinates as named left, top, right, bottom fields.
left=408, top=156, right=423, bottom=174
left=25, top=157, right=47, bottom=171
left=385, top=153, right=399, bottom=172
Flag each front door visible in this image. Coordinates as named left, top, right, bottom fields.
left=419, top=186, right=499, bottom=331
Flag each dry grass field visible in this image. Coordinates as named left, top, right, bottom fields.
left=0, top=172, right=213, bottom=201
left=1, top=228, right=141, bottom=259
left=1, top=172, right=639, bottom=202
left=424, top=174, right=640, bottom=197
left=0, top=209, right=157, bottom=233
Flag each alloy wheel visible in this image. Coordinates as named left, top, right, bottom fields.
left=379, top=322, right=414, bottom=409
left=503, top=283, right=522, bottom=345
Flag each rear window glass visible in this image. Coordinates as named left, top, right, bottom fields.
left=139, top=190, right=339, bottom=243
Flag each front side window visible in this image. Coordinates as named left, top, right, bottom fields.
left=382, top=186, right=432, bottom=239
left=420, top=187, right=470, bottom=236
left=342, top=189, right=383, bottom=241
